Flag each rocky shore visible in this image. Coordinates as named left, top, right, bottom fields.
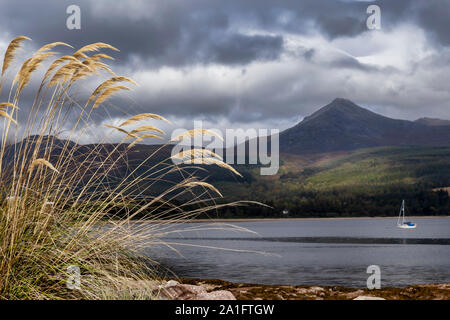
left=162, top=278, right=450, bottom=300
left=110, top=277, right=450, bottom=300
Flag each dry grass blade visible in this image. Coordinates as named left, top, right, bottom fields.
left=36, top=42, right=73, bottom=54
left=73, top=42, right=119, bottom=60
left=1, top=36, right=31, bottom=76
left=69, top=57, right=109, bottom=83
left=92, top=85, right=131, bottom=109
left=119, top=113, right=170, bottom=127
left=48, top=60, right=86, bottom=87
left=0, top=103, right=19, bottom=110
left=89, top=77, right=137, bottom=102
left=198, top=157, right=243, bottom=177
left=80, top=58, right=113, bottom=76
left=70, top=67, right=95, bottom=83
left=129, top=125, right=165, bottom=135
left=104, top=124, right=139, bottom=139
left=91, top=61, right=116, bottom=76
left=90, top=53, right=115, bottom=61
left=29, top=159, right=59, bottom=174
left=171, top=148, right=223, bottom=161
left=128, top=134, right=163, bottom=149
left=12, top=57, right=31, bottom=85
left=16, top=51, right=57, bottom=90
left=184, top=181, right=223, bottom=197
left=43, top=55, right=79, bottom=82
left=80, top=59, right=97, bottom=72
left=0, top=110, right=17, bottom=124
left=171, top=129, right=223, bottom=142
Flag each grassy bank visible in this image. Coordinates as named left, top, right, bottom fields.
left=210, top=147, right=450, bottom=218
left=0, top=36, right=242, bottom=299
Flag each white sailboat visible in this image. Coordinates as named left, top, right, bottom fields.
left=397, top=200, right=417, bottom=229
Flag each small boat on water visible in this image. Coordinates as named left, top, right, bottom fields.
left=397, top=200, right=417, bottom=229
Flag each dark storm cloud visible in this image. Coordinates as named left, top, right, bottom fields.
left=416, top=1, right=450, bottom=46
left=0, top=0, right=285, bottom=68
left=370, top=0, right=450, bottom=47
left=0, top=0, right=450, bottom=140
left=208, top=34, right=283, bottom=65
left=0, top=0, right=449, bottom=68
left=316, top=15, right=366, bottom=39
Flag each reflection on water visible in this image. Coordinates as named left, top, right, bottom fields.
left=164, top=237, right=450, bottom=245
left=142, top=217, right=450, bottom=288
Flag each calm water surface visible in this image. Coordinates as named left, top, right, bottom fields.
left=142, top=217, right=450, bottom=288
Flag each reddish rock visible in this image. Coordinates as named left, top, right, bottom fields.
left=354, top=296, right=385, bottom=300
left=194, top=290, right=236, bottom=300
left=156, top=280, right=235, bottom=300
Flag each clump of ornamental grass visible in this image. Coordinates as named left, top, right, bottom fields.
left=0, top=36, right=247, bottom=299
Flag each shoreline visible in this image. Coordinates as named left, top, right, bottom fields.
left=140, top=216, right=450, bottom=224
left=176, top=278, right=450, bottom=300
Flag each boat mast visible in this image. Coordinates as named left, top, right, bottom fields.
left=401, top=200, right=405, bottom=224
left=398, top=200, right=405, bottom=225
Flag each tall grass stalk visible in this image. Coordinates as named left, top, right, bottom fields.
left=0, top=36, right=245, bottom=299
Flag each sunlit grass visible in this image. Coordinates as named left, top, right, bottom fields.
left=0, top=36, right=245, bottom=299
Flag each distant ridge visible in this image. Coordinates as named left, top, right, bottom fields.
left=279, top=98, right=450, bottom=154
left=4, top=99, right=450, bottom=160
left=415, top=117, right=450, bottom=127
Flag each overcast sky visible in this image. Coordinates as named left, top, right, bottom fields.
left=0, top=0, right=449, bottom=143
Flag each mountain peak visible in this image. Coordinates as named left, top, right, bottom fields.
left=279, top=98, right=450, bottom=154
left=301, top=98, right=371, bottom=124
left=326, top=97, right=366, bottom=110
left=330, top=97, right=355, bottom=105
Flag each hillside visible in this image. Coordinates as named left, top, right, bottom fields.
left=3, top=99, right=450, bottom=217
left=415, top=117, right=450, bottom=126
left=213, top=146, right=450, bottom=217
left=279, top=98, right=450, bottom=154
